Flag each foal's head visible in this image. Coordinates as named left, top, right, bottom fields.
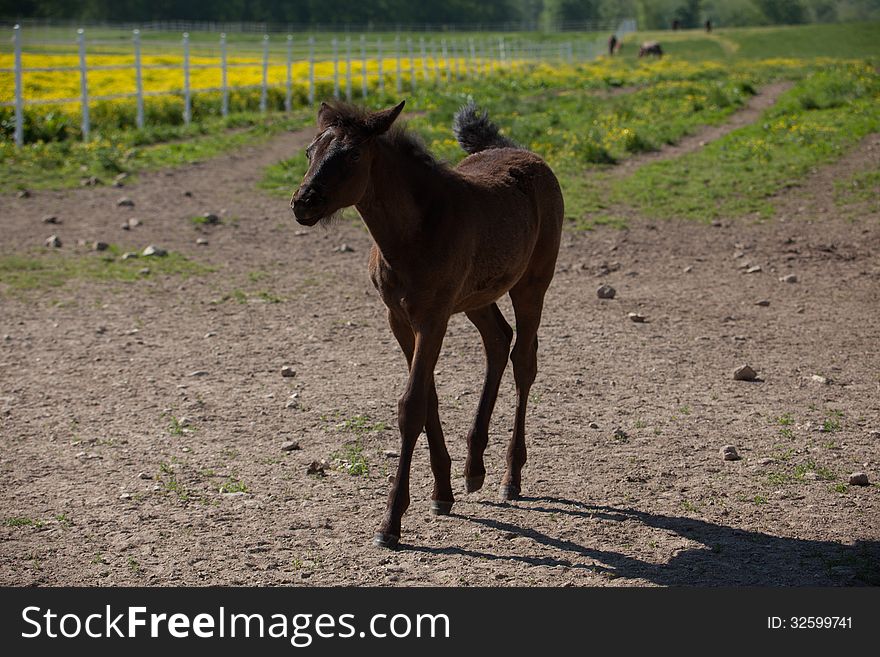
left=290, top=100, right=405, bottom=226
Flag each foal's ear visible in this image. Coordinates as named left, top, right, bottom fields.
left=366, top=100, right=406, bottom=135
left=318, top=102, right=342, bottom=129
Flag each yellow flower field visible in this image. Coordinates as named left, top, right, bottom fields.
left=0, top=52, right=490, bottom=105
left=0, top=49, right=819, bottom=145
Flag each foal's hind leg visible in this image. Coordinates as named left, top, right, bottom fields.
left=463, top=303, right=512, bottom=493
left=502, top=282, right=549, bottom=501
left=387, top=311, right=454, bottom=515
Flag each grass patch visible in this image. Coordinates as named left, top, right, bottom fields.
left=794, top=460, right=836, bottom=482
left=4, top=517, right=43, bottom=528
left=680, top=500, right=700, bottom=513
left=613, top=63, right=880, bottom=221
left=767, top=472, right=793, bottom=486
left=219, top=478, right=248, bottom=494
left=332, top=440, right=369, bottom=476
left=166, top=415, right=190, bottom=436
left=0, top=111, right=313, bottom=192
left=157, top=461, right=193, bottom=502
left=776, top=413, right=794, bottom=426
left=821, top=418, right=841, bottom=433
left=0, top=245, right=211, bottom=295
left=835, top=169, right=880, bottom=208
left=336, top=414, right=388, bottom=435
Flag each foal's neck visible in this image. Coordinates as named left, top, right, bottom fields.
left=355, top=136, right=445, bottom=262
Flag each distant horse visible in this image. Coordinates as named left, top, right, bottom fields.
left=608, top=34, right=618, bottom=56
left=291, top=101, right=564, bottom=548
left=639, top=41, right=664, bottom=58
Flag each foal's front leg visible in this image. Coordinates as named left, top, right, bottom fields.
left=386, top=311, right=454, bottom=515
left=375, top=319, right=448, bottom=549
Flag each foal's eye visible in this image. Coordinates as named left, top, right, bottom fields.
left=349, top=150, right=361, bottom=162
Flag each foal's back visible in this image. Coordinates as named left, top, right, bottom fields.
left=453, top=147, right=563, bottom=251
left=439, top=147, right=564, bottom=312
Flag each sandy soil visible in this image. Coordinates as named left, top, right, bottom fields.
left=1, top=105, right=878, bottom=587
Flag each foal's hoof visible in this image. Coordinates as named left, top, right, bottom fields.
left=465, top=474, right=485, bottom=493
left=373, top=532, right=400, bottom=549
left=499, top=484, right=521, bottom=501
left=431, top=500, right=454, bottom=516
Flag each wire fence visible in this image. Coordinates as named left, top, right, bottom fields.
left=2, top=20, right=637, bottom=146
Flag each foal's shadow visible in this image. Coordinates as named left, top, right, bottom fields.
left=406, top=495, right=880, bottom=586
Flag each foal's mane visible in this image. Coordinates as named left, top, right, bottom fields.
left=326, top=102, right=448, bottom=173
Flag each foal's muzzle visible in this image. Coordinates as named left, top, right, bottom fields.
left=290, top=187, right=324, bottom=226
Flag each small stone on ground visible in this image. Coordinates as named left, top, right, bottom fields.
left=848, top=472, right=869, bottom=486
left=597, top=284, right=616, bottom=299
left=142, top=245, right=167, bottom=257
left=307, top=461, right=327, bottom=477
left=733, top=365, right=758, bottom=381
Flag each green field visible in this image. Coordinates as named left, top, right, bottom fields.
left=3, top=22, right=879, bottom=229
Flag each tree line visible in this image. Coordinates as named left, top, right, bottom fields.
left=3, top=0, right=879, bottom=28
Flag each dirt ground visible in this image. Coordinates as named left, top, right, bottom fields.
left=1, top=107, right=878, bottom=587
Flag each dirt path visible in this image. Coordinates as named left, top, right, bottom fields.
left=1, top=116, right=878, bottom=588
left=772, top=132, right=880, bottom=221
left=612, top=80, right=793, bottom=177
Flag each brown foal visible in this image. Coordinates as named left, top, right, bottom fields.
left=291, top=100, right=564, bottom=548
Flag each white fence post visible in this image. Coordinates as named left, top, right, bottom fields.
left=13, top=24, right=23, bottom=147
left=407, top=37, right=415, bottom=92
left=220, top=33, right=228, bottom=117
left=453, top=39, right=460, bottom=79
left=499, top=37, right=506, bottom=68
left=360, top=35, right=367, bottom=99
left=419, top=37, right=427, bottom=86
left=308, top=36, right=315, bottom=105
left=395, top=34, right=401, bottom=95
left=377, top=37, right=384, bottom=96
left=182, top=32, right=191, bottom=125
left=133, top=29, right=144, bottom=129
left=77, top=28, right=90, bottom=141
left=469, top=38, right=476, bottom=79
left=431, top=39, right=438, bottom=83
left=345, top=36, right=352, bottom=102
left=441, top=38, right=449, bottom=83
left=285, top=35, right=292, bottom=112
left=460, top=38, right=469, bottom=79
left=332, top=37, right=339, bottom=100
left=260, top=34, right=269, bottom=113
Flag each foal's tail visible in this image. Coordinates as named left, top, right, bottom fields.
left=453, top=101, right=520, bottom=155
